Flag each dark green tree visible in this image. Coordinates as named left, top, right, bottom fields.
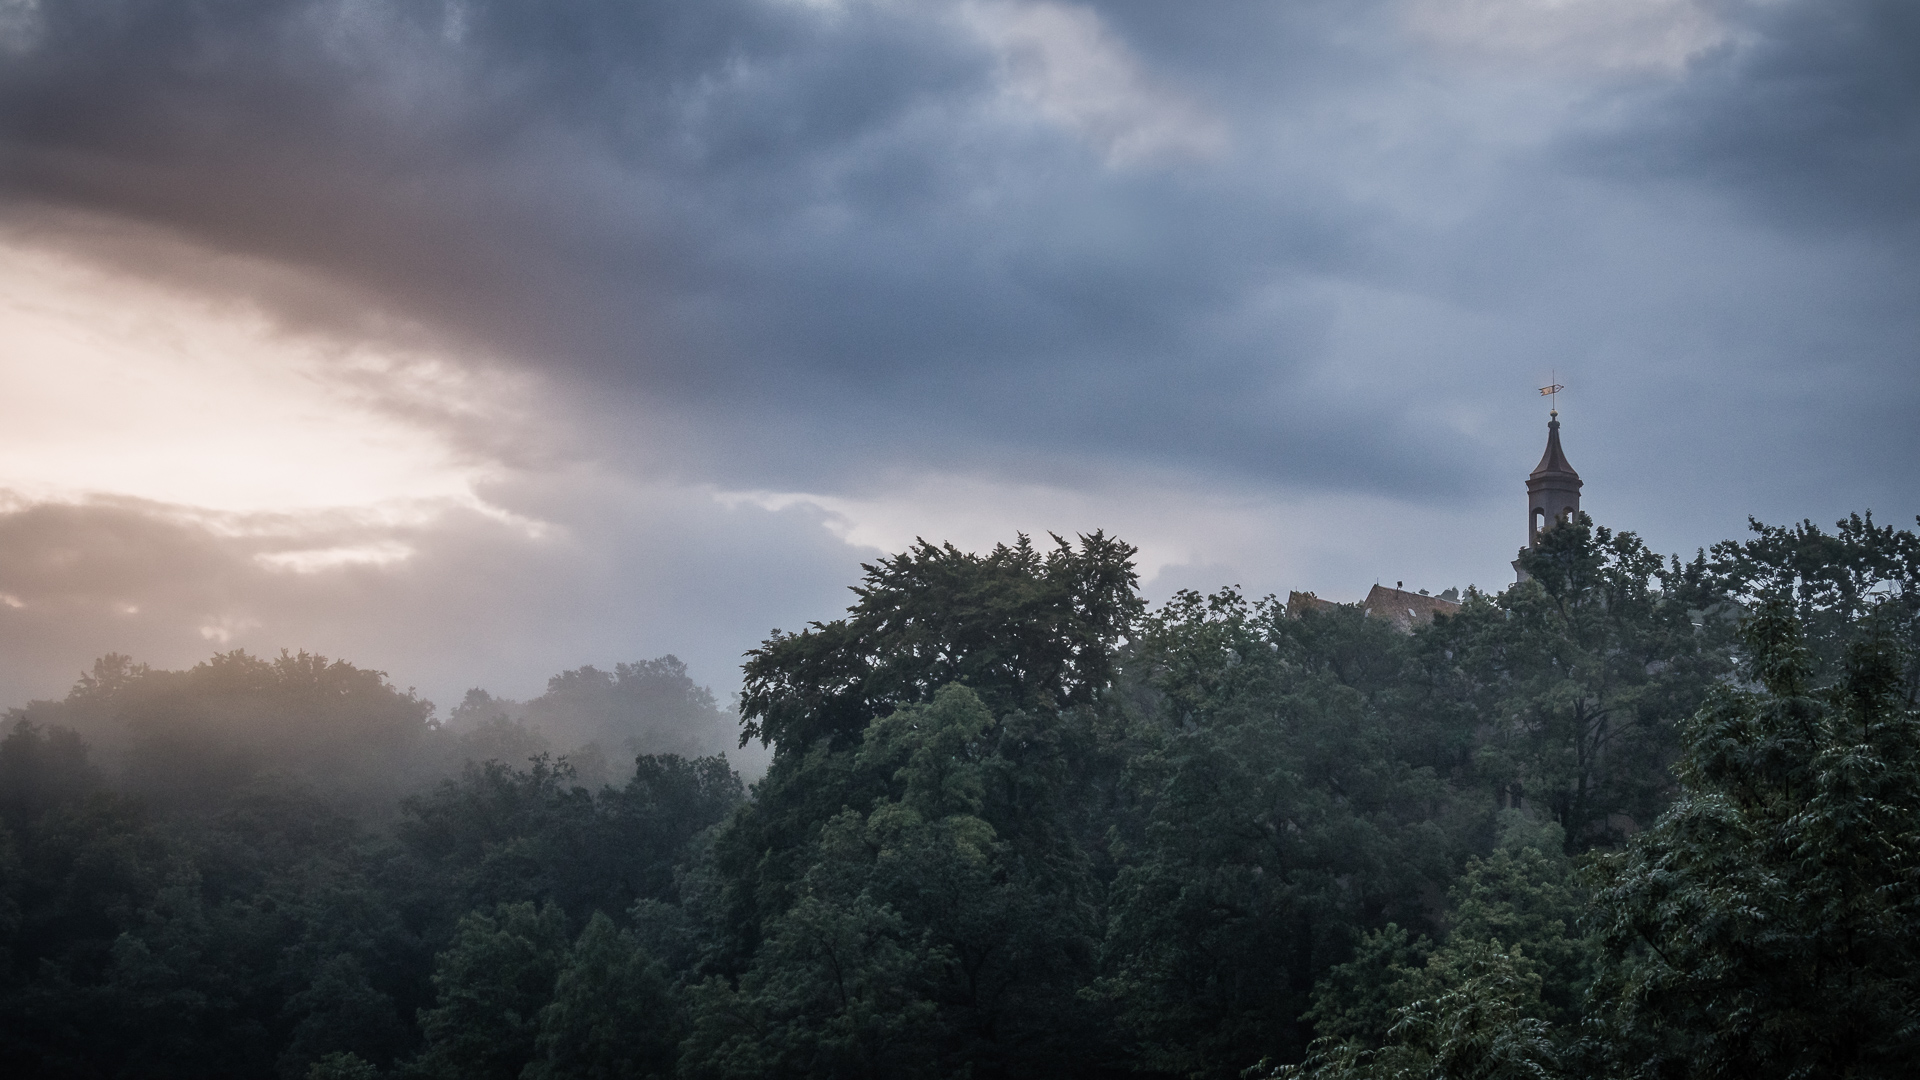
left=1707, top=511, right=1920, bottom=682
left=526, top=911, right=679, bottom=1080
left=412, top=901, right=570, bottom=1080
left=1441, top=816, right=1587, bottom=1025
left=708, top=535, right=1139, bottom=1036
left=1270, top=946, right=1559, bottom=1080
left=739, top=532, right=1142, bottom=750
left=1097, top=587, right=1463, bottom=1075
left=306, top=1051, right=380, bottom=1079
left=1291, top=811, right=1590, bottom=1077
left=1589, top=598, right=1920, bottom=1078
left=1427, top=516, right=1731, bottom=848
left=691, top=684, right=1105, bottom=1078
left=398, top=753, right=742, bottom=930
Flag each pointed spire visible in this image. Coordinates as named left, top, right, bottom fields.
left=1530, top=409, right=1580, bottom=482
left=1522, top=407, right=1583, bottom=560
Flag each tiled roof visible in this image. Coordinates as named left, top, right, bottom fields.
left=1361, top=585, right=1461, bottom=631
left=1285, top=587, right=1460, bottom=632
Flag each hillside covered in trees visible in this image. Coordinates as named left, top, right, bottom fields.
left=2, top=513, right=1917, bottom=1079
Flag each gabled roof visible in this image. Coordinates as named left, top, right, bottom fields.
left=1286, top=587, right=1461, bottom=632
left=1286, top=590, right=1340, bottom=617
left=1362, top=585, right=1460, bottom=631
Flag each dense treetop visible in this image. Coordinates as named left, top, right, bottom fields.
left=0, top=514, right=1915, bottom=1079
left=740, top=532, right=1142, bottom=749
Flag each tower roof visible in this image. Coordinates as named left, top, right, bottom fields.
left=1529, top=411, right=1581, bottom=484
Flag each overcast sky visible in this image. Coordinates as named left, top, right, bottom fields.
left=1, top=0, right=1916, bottom=714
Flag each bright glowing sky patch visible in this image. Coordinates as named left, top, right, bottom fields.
left=0, top=235, right=504, bottom=515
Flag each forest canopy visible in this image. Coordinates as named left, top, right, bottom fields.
left=1, top=514, right=1916, bottom=1079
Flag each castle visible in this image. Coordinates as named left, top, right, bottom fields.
left=1287, top=408, right=1581, bottom=626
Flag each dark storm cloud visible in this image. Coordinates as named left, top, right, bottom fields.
left=0, top=0, right=1458, bottom=496
left=1574, top=0, right=1920, bottom=230
left=1, top=0, right=1915, bottom=517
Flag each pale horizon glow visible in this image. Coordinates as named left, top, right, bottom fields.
left=0, top=236, right=513, bottom=517
left=718, top=474, right=1518, bottom=604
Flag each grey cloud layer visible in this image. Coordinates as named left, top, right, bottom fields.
left=1, top=1, right=1492, bottom=493
left=1576, top=0, right=1920, bottom=229
left=2, top=1, right=1915, bottom=523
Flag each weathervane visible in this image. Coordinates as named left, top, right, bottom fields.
left=1538, top=373, right=1564, bottom=415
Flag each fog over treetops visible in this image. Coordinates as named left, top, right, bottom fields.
left=1, top=516, right=1917, bottom=1078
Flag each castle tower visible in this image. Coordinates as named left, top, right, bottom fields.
left=1513, top=408, right=1583, bottom=583
left=1525, top=409, right=1582, bottom=546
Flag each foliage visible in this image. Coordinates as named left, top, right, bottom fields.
left=1285, top=812, right=1588, bottom=1078
left=739, top=531, right=1143, bottom=749
left=527, top=911, right=680, bottom=1080
left=1270, top=948, right=1561, bottom=1080
left=1443, top=814, right=1588, bottom=1024
left=521, top=656, right=741, bottom=760
left=1588, top=598, right=1920, bottom=1078
left=413, top=900, right=571, bottom=1080
left=0, top=513, right=1914, bottom=1079
left=695, top=683, right=1106, bottom=1077
left=307, top=1051, right=380, bottom=1080
left=1433, top=516, right=1734, bottom=848
left=1098, top=587, right=1461, bottom=1074
left=1707, top=511, right=1920, bottom=682
left=9, top=650, right=438, bottom=817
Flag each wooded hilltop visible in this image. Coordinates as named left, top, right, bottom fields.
left=2, top=512, right=1917, bottom=1080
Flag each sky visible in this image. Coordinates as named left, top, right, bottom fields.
left=1, top=0, right=1916, bottom=716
